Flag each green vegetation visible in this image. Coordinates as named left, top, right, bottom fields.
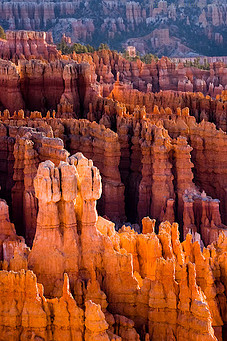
left=57, top=40, right=109, bottom=54
left=140, top=53, right=159, bottom=64
left=0, top=25, right=6, bottom=40
left=86, top=44, right=95, bottom=53
left=184, top=57, right=210, bottom=70
left=122, top=50, right=159, bottom=64
left=121, top=50, right=140, bottom=61
left=98, top=43, right=109, bottom=51
left=57, top=40, right=71, bottom=54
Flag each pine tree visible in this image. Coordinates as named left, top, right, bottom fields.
left=0, top=26, right=6, bottom=39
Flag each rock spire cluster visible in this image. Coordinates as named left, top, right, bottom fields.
left=0, top=30, right=227, bottom=340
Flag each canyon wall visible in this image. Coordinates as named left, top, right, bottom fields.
left=0, top=56, right=99, bottom=114
left=0, top=30, right=58, bottom=61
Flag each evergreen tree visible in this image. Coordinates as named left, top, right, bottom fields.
left=57, top=40, right=71, bottom=54
left=86, top=44, right=95, bottom=53
left=98, top=43, right=109, bottom=51
left=0, top=26, right=6, bottom=39
left=72, top=43, right=88, bottom=53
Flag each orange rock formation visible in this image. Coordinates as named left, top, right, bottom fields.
left=0, top=30, right=59, bottom=61
left=0, top=32, right=227, bottom=341
left=1, top=157, right=227, bottom=340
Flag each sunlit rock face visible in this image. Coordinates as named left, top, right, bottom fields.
left=0, top=154, right=225, bottom=341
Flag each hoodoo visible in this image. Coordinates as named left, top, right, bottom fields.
left=0, top=9, right=226, bottom=339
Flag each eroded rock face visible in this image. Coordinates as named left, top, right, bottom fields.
left=25, top=156, right=225, bottom=341
left=28, top=154, right=101, bottom=297
left=0, top=1, right=225, bottom=57
left=0, top=199, right=28, bottom=263
left=109, top=80, right=227, bottom=127
left=0, top=30, right=58, bottom=61
left=1, top=162, right=227, bottom=339
left=75, top=51, right=227, bottom=97
left=0, top=46, right=226, bottom=115
left=1, top=100, right=227, bottom=248
left=0, top=57, right=98, bottom=114
left=0, top=35, right=227, bottom=341
left=0, top=117, right=125, bottom=244
left=0, top=271, right=85, bottom=341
